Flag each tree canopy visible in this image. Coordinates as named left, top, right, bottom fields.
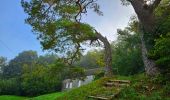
left=21, top=0, right=114, bottom=76
left=21, top=0, right=101, bottom=64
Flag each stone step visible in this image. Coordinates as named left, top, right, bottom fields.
left=108, top=80, right=130, bottom=84
left=88, top=92, right=120, bottom=100
left=105, top=82, right=114, bottom=87
left=105, top=82, right=130, bottom=87
left=113, top=83, right=130, bottom=87
left=88, top=96, right=109, bottom=100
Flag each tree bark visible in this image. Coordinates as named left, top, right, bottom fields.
left=130, top=0, right=155, bottom=33
left=139, top=25, right=159, bottom=76
left=95, top=31, right=113, bottom=77
left=130, top=0, right=161, bottom=76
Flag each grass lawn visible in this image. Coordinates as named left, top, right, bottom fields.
left=0, top=92, right=63, bottom=100
left=29, top=92, right=64, bottom=100
left=0, top=95, right=27, bottom=100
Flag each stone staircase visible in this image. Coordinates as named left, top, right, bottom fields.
left=88, top=79, right=130, bottom=100
left=105, top=80, right=130, bottom=87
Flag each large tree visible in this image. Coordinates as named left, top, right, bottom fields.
left=121, top=0, right=164, bottom=76
left=21, top=0, right=113, bottom=76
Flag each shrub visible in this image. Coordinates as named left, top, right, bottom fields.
left=150, top=33, right=170, bottom=76
left=21, top=63, right=63, bottom=96
left=163, top=82, right=170, bottom=96
left=0, top=78, right=21, bottom=95
left=94, top=70, right=104, bottom=80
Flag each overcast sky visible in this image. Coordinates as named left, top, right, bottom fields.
left=0, top=0, right=134, bottom=60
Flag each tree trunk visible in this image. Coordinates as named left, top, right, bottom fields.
left=95, top=32, right=113, bottom=77
left=130, top=0, right=160, bottom=76
left=139, top=26, right=159, bottom=76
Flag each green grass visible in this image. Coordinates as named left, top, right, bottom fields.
left=0, top=92, right=63, bottom=100
left=29, top=92, right=64, bottom=100
left=56, top=74, right=170, bottom=100
left=56, top=76, right=128, bottom=100
left=0, top=95, right=27, bottom=100
left=1, top=74, right=170, bottom=100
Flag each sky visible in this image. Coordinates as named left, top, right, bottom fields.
left=0, top=0, right=134, bottom=60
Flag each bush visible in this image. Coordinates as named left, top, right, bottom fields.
left=0, top=78, right=21, bottom=95
left=118, top=87, right=139, bottom=100
left=0, top=61, right=68, bottom=97
left=150, top=33, right=170, bottom=75
left=21, top=63, right=64, bottom=96
left=21, top=65, right=48, bottom=96
left=163, top=82, right=170, bottom=96
left=94, top=70, right=104, bottom=80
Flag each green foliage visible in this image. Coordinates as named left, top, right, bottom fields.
left=21, top=0, right=101, bottom=63
left=21, top=65, right=48, bottom=96
left=150, top=33, right=170, bottom=76
left=94, top=70, right=105, bottom=80
left=163, top=82, right=170, bottom=96
left=0, top=57, right=7, bottom=76
left=68, top=67, right=85, bottom=80
left=118, top=87, right=139, bottom=100
left=118, top=74, right=170, bottom=100
left=21, top=62, right=67, bottom=96
left=151, top=74, right=167, bottom=84
left=0, top=50, right=67, bottom=97
left=155, top=0, right=170, bottom=35
left=112, top=28, right=144, bottom=75
left=0, top=57, right=7, bottom=68
left=75, top=49, right=104, bottom=69
left=37, top=53, right=58, bottom=66
left=2, top=50, right=38, bottom=78
left=0, top=78, right=21, bottom=95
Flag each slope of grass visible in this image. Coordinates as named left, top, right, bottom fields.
left=0, top=95, right=27, bottom=100
left=29, top=92, right=64, bottom=100
left=56, top=74, right=170, bottom=100
left=117, top=74, right=170, bottom=100
left=56, top=76, right=131, bottom=100
left=1, top=74, right=169, bottom=100
left=0, top=92, right=64, bottom=100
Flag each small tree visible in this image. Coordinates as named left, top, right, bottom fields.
left=0, top=57, right=7, bottom=76
left=21, top=0, right=113, bottom=76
